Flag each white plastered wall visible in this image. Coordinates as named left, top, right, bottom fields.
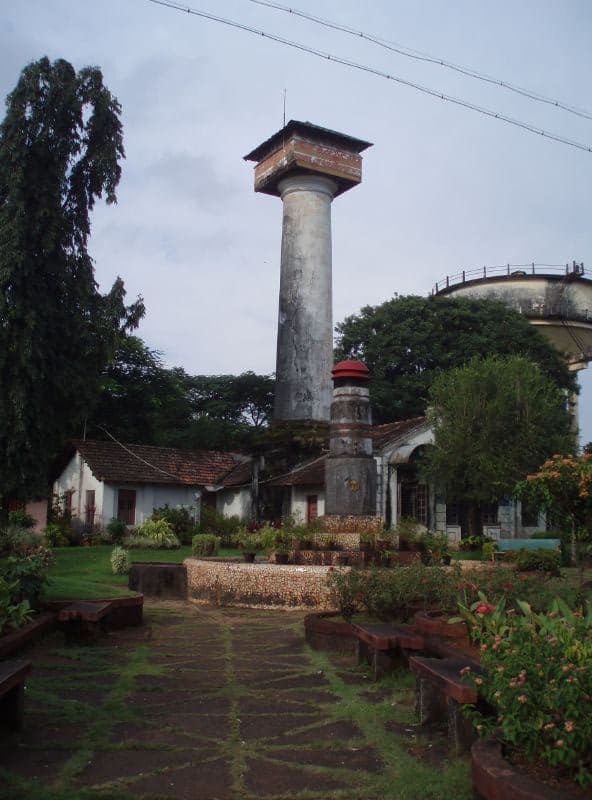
left=290, top=486, right=325, bottom=524
left=53, top=453, right=104, bottom=527
left=217, top=487, right=251, bottom=520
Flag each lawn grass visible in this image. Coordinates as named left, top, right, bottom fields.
left=45, top=544, right=242, bottom=601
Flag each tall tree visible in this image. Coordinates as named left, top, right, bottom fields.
left=0, top=57, right=143, bottom=502
left=88, top=337, right=191, bottom=446
left=335, top=295, right=575, bottom=423
left=422, top=355, right=573, bottom=535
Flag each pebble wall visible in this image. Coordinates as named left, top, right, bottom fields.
left=185, top=558, right=341, bottom=610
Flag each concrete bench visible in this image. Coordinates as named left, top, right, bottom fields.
left=58, top=601, right=112, bottom=643
left=494, top=538, right=560, bottom=561
left=409, top=655, right=484, bottom=753
left=352, top=623, right=425, bottom=679
left=0, top=659, right=32, bottom=732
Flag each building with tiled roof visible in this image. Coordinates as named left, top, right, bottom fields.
left=53, top=440, right=252, bottom=529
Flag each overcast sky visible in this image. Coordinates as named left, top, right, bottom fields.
left=2, top=0, right=591, bottom=444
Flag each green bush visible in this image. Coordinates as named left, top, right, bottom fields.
left=106, top=518, right=127, bottom=544
left=327, top=568, right=364, bottom=622
left=44, top=523, right=69, bottom=548
left=0, top=545, right=53, bottom=609
left=191, top=534, right=221, bottom=557
left=110, top=546, right=130, bottom=575
left=152, top=505, right=196, bottom=545
left=197, top=507, right=242, bottom=547
left=127, top=518, right=180, bottom=549
left=514, top=548, right=561, bottom=574
left=8, top=510, right=36, bottom=529
left=0, top=576, right=32, bottom=635
left=0, top=525, right=37, bottom=555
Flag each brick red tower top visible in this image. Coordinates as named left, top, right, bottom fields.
left=244, top=120, right=372, bottom=197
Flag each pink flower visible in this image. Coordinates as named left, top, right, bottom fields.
left=518, top=695, right=527, bottom=704
left=564, top=721, right=575, bottom=732
left=556, top=740, right=564, bottom=748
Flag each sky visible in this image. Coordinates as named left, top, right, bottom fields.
left=2, top=0, right=591, bottom=444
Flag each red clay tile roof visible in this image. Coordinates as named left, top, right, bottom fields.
left=71, top=440, right=248, bottom=486
left=266, top=456, right=326, bottom=487
left=369, top=417, right=427, bottom=450
left=220, top=459, right=254, bottom=487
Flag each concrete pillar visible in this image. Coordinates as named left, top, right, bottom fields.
left=275, top=175, right=337, bottom=422
left=244, top=120, right=372, bottom=425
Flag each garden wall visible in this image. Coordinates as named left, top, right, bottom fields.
left=185, top=559, right=338, bottom=610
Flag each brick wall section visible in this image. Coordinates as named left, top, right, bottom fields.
left=185, top=559, right=340, bottom=610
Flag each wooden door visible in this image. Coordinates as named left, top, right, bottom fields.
left=117, top=489, right=136, bottom=525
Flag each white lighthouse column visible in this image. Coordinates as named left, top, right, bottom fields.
left=275, top=174, right=337, bottom=423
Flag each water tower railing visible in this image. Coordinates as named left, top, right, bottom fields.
left=432, top=262, right=586, bottom=295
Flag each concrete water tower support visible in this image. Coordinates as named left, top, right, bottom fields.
left=432, top=262, right=592, bottom=433
left=244, top=121, right=372, bottom=424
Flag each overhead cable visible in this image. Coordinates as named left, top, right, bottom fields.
left=146, top=0, right=592, bottom=154
left=247, top=0, right=592, bottom=121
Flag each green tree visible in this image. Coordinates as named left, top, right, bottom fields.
left=422, top=355, right=573, bottom=535
left=335, top=295, right=575, bottom=423
left=515, top=453, right=592, bottom=563
left=0, top=57, right=142, bottom=503
left=88, top=337, right=191, bottom=446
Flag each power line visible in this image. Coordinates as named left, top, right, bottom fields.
left=146, top=0, right=592, bottom=154
left=247, top=0, right=592, bottom=121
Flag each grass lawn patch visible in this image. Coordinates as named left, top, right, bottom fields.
left=45, top=546, right=245, bottom=601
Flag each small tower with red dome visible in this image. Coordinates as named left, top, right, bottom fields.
left=325, top=360, right=377, bottom=515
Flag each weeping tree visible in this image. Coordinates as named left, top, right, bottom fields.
left=0, top=57, right=143, bottom=505
left=422, top=355, right=573, bottom=536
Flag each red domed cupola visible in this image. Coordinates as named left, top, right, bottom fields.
left=331, top=360, right=370, bottom=382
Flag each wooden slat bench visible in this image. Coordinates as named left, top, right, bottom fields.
left=0, top=659, right=32, bottom=732
left=352, top=623, right=425, bottom=679
left=58, top=601, right=113, bottom=643
left=409, top=655, right=484, bottom=753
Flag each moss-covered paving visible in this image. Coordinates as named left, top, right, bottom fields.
left=0, top=602, right=472, bottom=799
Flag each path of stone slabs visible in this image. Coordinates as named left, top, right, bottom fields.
left=0, top=602, right=471, bottom=800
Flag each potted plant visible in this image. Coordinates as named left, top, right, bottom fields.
left=394, top=518, right=423, bottom=551
left=359, top=531, right=375, bottom=552
left=237, top=529, right=262, bottom=563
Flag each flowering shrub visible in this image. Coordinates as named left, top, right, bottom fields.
left=110, top=546, right=130, bottom=575
left=515, top=454, right=592, bottom=562
left=326, top=563, right=464, bottom=622
left=130, top=518, right=180, bottom=549
left=1, top=544, right=53, bottom=609
left=465, top=598, right=592, bottom=786
left=327, top=568, right=365, bottom=622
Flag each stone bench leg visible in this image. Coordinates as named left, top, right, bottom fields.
left=415, top=676, right=447, bottom=725
left=447, top=698, right=475, bottom=754
left=1, top=682, right=25, bottom=732
left=358, top=641, right=398, bottom=680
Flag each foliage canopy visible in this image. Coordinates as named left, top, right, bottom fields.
left=335, top=295, right=575, bottom=423
left=0, top=57, right=143, bottom=502
left=422, top=355, right=572, bottom=513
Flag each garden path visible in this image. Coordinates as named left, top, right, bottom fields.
left=0, top=601, right=471, bottom=799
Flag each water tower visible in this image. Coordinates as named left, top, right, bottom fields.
left=432, top=262, right=592, bottom=426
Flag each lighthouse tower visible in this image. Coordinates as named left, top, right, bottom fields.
left=244, top=121, right=372, bottom=424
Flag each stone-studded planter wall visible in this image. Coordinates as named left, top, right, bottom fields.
left=185, top=559, right=341, bottom=610
left=322, top=515, right=383, bottom=533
